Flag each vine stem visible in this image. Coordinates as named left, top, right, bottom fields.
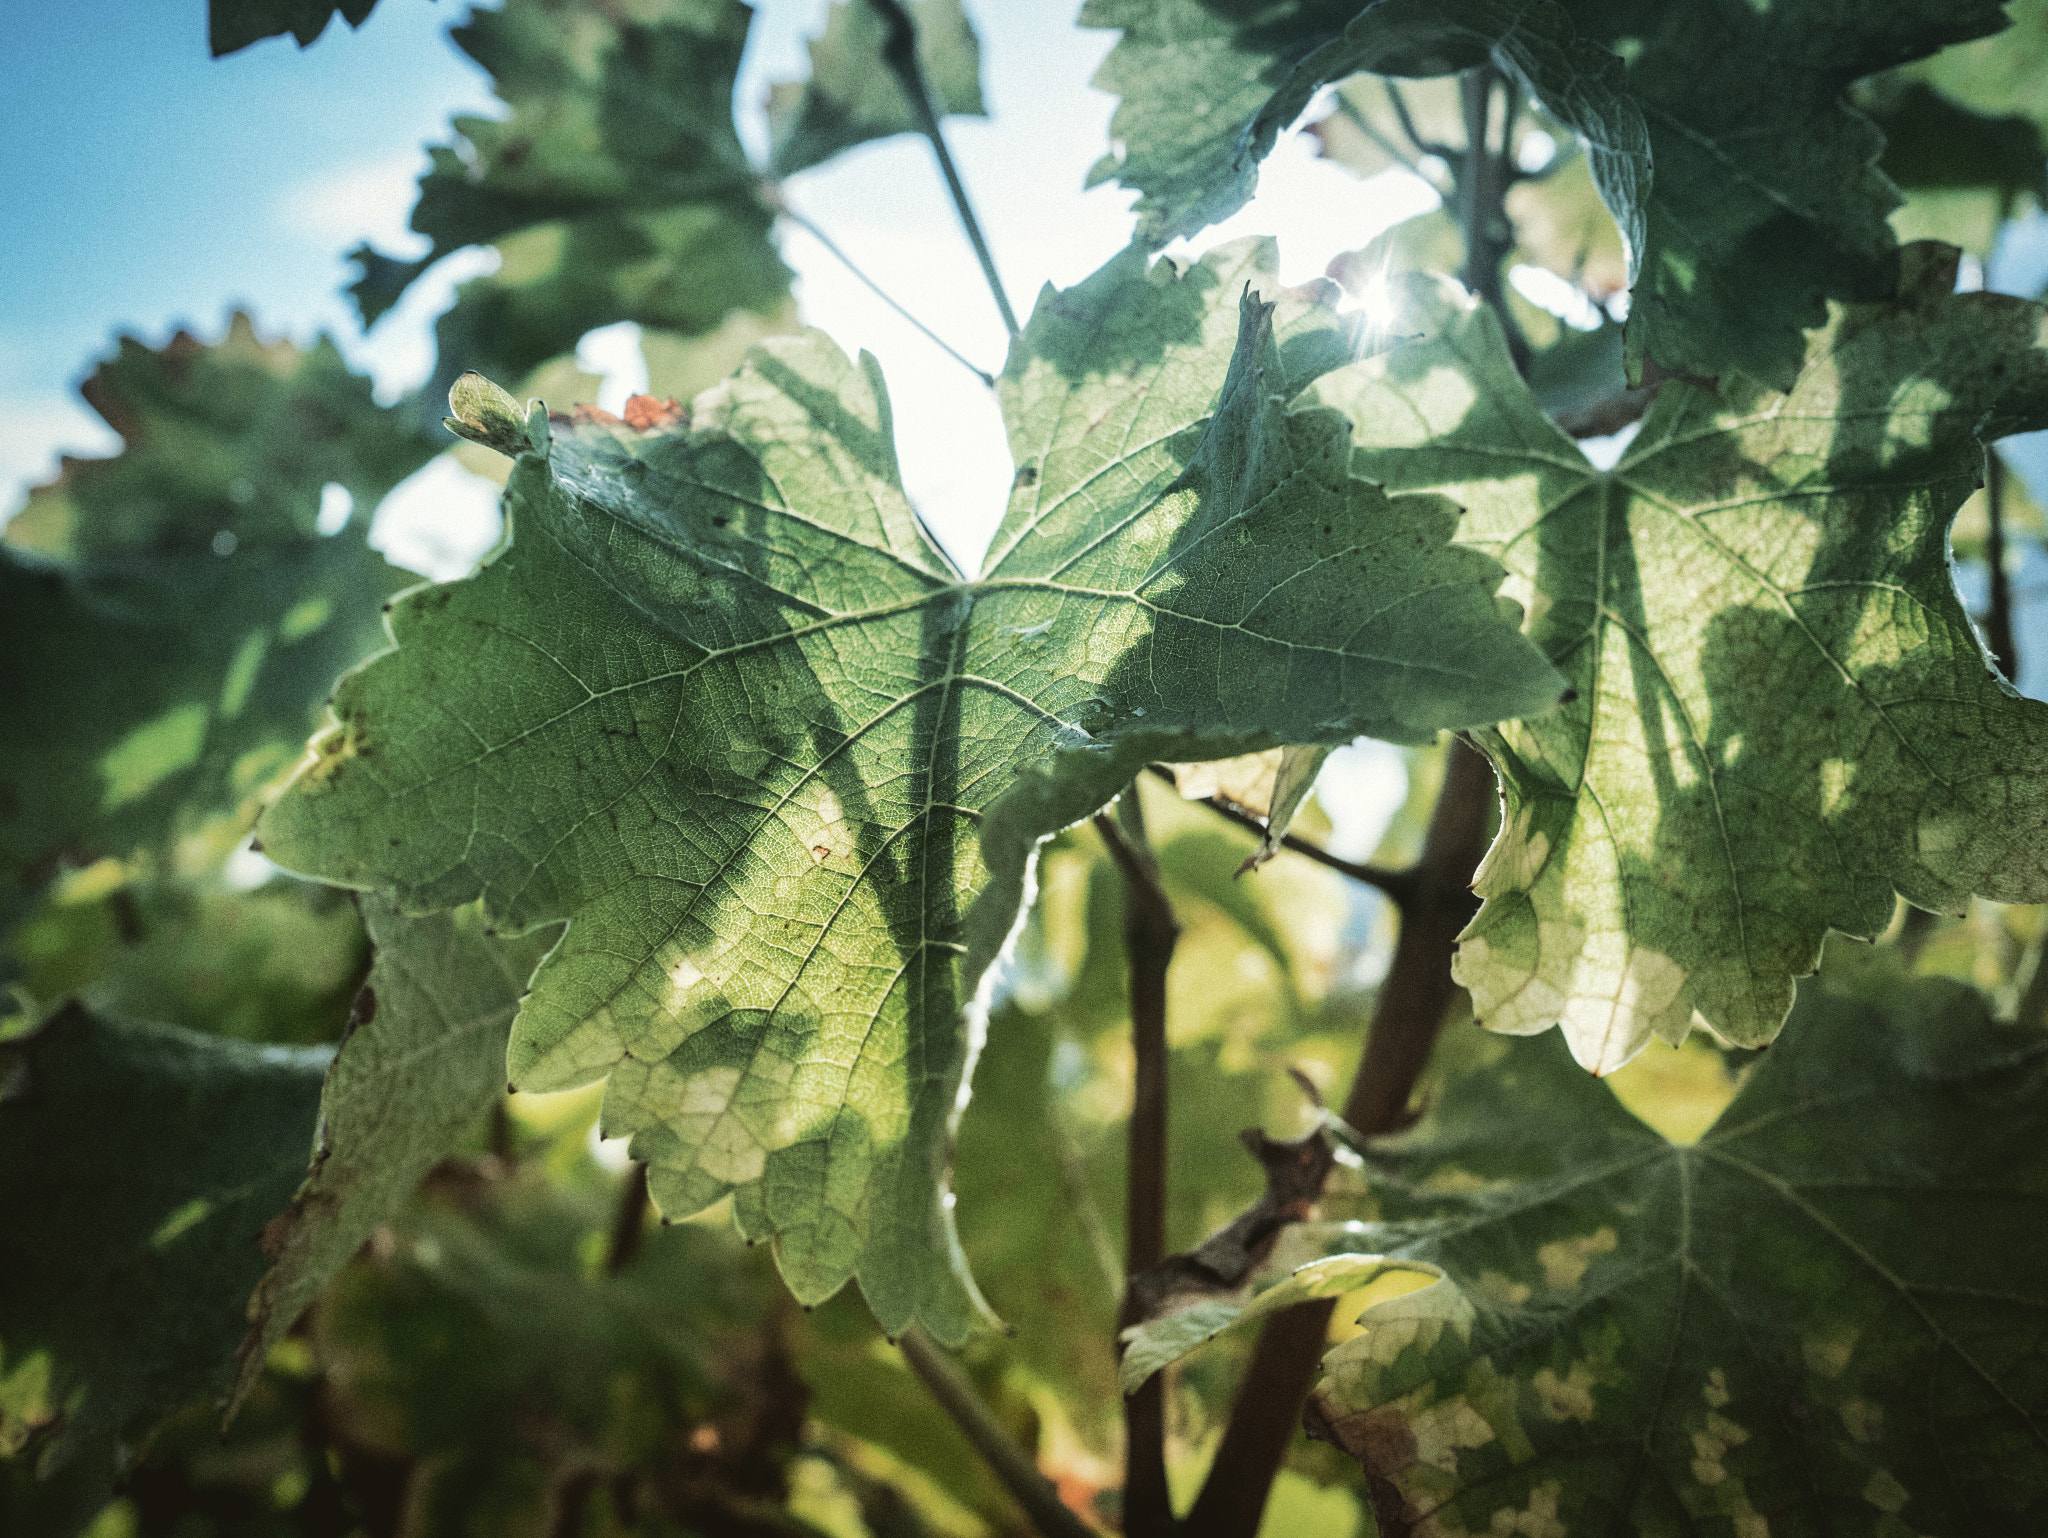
left=1986, top=447, right=2019, bottom=681
left=1145, top=765, right=1417, bottom=906
left=864, top=0, right=1022, bottom=341
left=898, top=1329, right=1101, bottom=1538
left=772, top=199, right=995, bottom=387
left=1094, top=793, right=1180, bottom=1537
left=605, top=1161, right=650, bottom=1274
left=1181, top=739, right=1497, bottom=1537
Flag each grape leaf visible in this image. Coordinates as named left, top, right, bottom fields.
left=1305, top=978, right=2048, bottom=1534
left=1083, top=0, right=1643, bottom=275
left=1088, top=0, right=2014, bottom=387
left=351, top=0, right=790, bottom=404
left=767, top=0, right=985, bottom=179
left=232, top=897, right=560, bottom=1413
left=0, top=1006, right=326, bottom=1504
left=1307, top=246, right=2048, bottom=1072
left=208, top=0, right=376, bottom=56
left=0, top=320, right=430, bottom=927
left=5, top=313, right=432, bottom=563
left=257, top=239, right=1562, bottom=1340
left=310, top=1156, right=812, bottom=1537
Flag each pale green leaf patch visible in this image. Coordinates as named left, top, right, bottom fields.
left=258, top=239, right=1561, bottom=1340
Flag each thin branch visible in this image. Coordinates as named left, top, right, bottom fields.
left=1986, top=447, right=2019, bottom=681
left=1185, top=738, right=1500, bottom=1538
left=1332, top=92, right=1426, bottom=180
left=898, top=1328, right=1101, bottom=1538
left=774, top=202, right=995, bottom=387
left=1053, top=1109, right=1127, bottom=1304
left=605, top=1161, right=650, bottom=1274
left=864, top=0, right=1021, bottom=340
left=1145, top=765, right=1417, bottom=906
left=1382, top=79, right=1451, bottom=163
left=1125, top=1123, right=1337, bottom=1326
left=1094, top=794, right=1179, bottom=1538
left=1457, top=66, right=1528, bottom=376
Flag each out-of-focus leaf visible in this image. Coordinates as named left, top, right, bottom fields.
left=353, top=0, right=790, bottom=409
left=6, top=314, right=431, bottom=562
left=257, top=240, right=1558, bottom=1340
left=0, top=1007, right=325, bottom=1515
left=233, top=898, right=560, bottom=1412
left=767, top=0, right=985, bottom=178
left=1307, top=977, right=2048, bottom=1533
left=1867, top=81, right=2047, bottom=204
left=207, top=0, right=376, bottom=56
left=1894, top=0, right=2048, bottom=137
left=314, top=1166, right=822, bottom=1537
left=1311, top=251, right=2048, bottom=1071
left=1521, top=315, right=1625, bottom=421
left=9, top=879, right=366, bottom=1046
left=0, top=320, right=428, bottom=929
left=1505, top=153, right=1629, bottom=301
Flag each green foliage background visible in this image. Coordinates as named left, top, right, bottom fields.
left=10, top=1, right=2048, bottom=1535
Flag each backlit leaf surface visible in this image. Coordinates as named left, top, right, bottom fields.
left=258, top=240, right=1561, bottom=1339
left=0, top=320, right=429, bottom=926
left=1086, top=0, right=2012, bottom=386
left=1310, top=251, right=2048, bottom=1071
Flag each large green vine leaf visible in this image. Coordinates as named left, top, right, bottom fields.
left=1307, top=246, right=2048, bottom=1072
left=767, top=0, right=985, bottom=179
left=0, top=1007, right=326, bottom=1508
left=1087, top=0, right=2012, bottom=388
left=233, top=897, right=560, bottom=1411
left=352, top=0, right=791, bottom=402
left=258, top=239, right=1563, bottom=1340
left=1305, top=978, right=2048, bottom=1533
left=0, top=319, right=431, bottom=927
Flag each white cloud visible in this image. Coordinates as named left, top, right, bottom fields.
left=368, top=453, right=504, bottom=581
left=279, top=152, right=432, bottom=252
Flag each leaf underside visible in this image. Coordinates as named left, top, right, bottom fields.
left=1309, top=248, right=2048, bottom=1072
left=259, top=238, right=1561, bottom=1339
